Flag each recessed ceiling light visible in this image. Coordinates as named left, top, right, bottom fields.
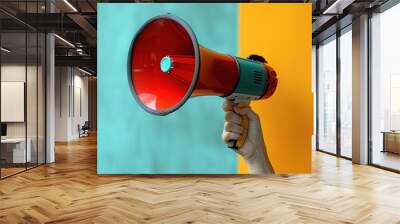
left=63, top=0, right=78, bottom=12
left=54, top=34, right=75, bottom=48
left=77, top=67, right=93, bottom=76
left=323, top=0, right=355, bottom=15
left=1, top=47, right=11, bottom=53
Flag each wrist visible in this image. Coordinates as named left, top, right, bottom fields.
left=245, top=142, right=266, bottom=166
left=243, top=139, right=273, bottom=174
left=243, top=138, right=265, bottom=162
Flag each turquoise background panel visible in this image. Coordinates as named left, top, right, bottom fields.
left=97, top=3, right=239, bottom=174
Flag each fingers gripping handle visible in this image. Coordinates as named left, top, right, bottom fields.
left=227, top=103, right=250, bottom=150
left=227, top=115, right=249, bottom=150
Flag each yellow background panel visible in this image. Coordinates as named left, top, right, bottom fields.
left=238, top=4, right=313, bottom=174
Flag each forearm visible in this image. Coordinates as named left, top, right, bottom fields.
left=221, top=100, right=274, bottom=174
left=244, top=139, right=274, bottom=174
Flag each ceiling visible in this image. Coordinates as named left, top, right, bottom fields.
left=0, top=0, right=97, bottom=74
left=0, top=0, right=393, bottom=74
left=311, top=0, right=390, bottom=43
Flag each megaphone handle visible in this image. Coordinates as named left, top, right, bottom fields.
left=227, top=103, right=250, bottom=150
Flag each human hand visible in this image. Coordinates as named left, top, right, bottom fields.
left=221, top=100, right=274, bottom=174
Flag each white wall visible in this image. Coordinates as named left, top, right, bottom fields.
left=55, top=67, right=89, bottom=141
left=1, top=65, right=26, bottom=135
left=1, top=65, right=42, bottom=138
left=72, top=73, right=89, bottom=138
left=55, top=66, right=69, bottom=141
left=1, top=63, right=46, bottom=164
left=1, top=82, right=25, bottom=122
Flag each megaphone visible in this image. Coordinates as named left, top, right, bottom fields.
left=129, top=14, right=277, bottom=149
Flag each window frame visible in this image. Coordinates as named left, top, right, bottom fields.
left=315, top=24, right=353, bottom=161
left=0, top=0, right=48, bottom=180
left=367, top=0, right=400, bottom=173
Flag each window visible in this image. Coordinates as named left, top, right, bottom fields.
left=0, top=1, right=47, bottom=179
left=317, top=36, right=337, bottom=154
left=371, top=3, right=400, bottom=171
left=339, top=27, right=352, bottom=158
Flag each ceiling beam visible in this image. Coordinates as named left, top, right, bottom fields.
left=67, top=13, right=96, bottom=43
left=322, top=0, right=356, bottom=14
left=55, top=55, right=96, bottom=71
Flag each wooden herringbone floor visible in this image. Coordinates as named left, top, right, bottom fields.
left=1, top=135, right=400, bottom=224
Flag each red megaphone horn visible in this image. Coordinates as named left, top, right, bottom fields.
left=129, top=14, right=277, bottom=149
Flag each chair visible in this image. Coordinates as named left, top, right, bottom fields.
left=78, top=121, right=90, bottom=138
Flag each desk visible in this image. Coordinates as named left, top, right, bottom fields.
left=1, top=138, right=31, bottom=163
left=382, top=131, right=400, bottom=154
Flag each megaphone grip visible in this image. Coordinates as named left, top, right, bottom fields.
left=227, top=104, right=249, bottom=150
